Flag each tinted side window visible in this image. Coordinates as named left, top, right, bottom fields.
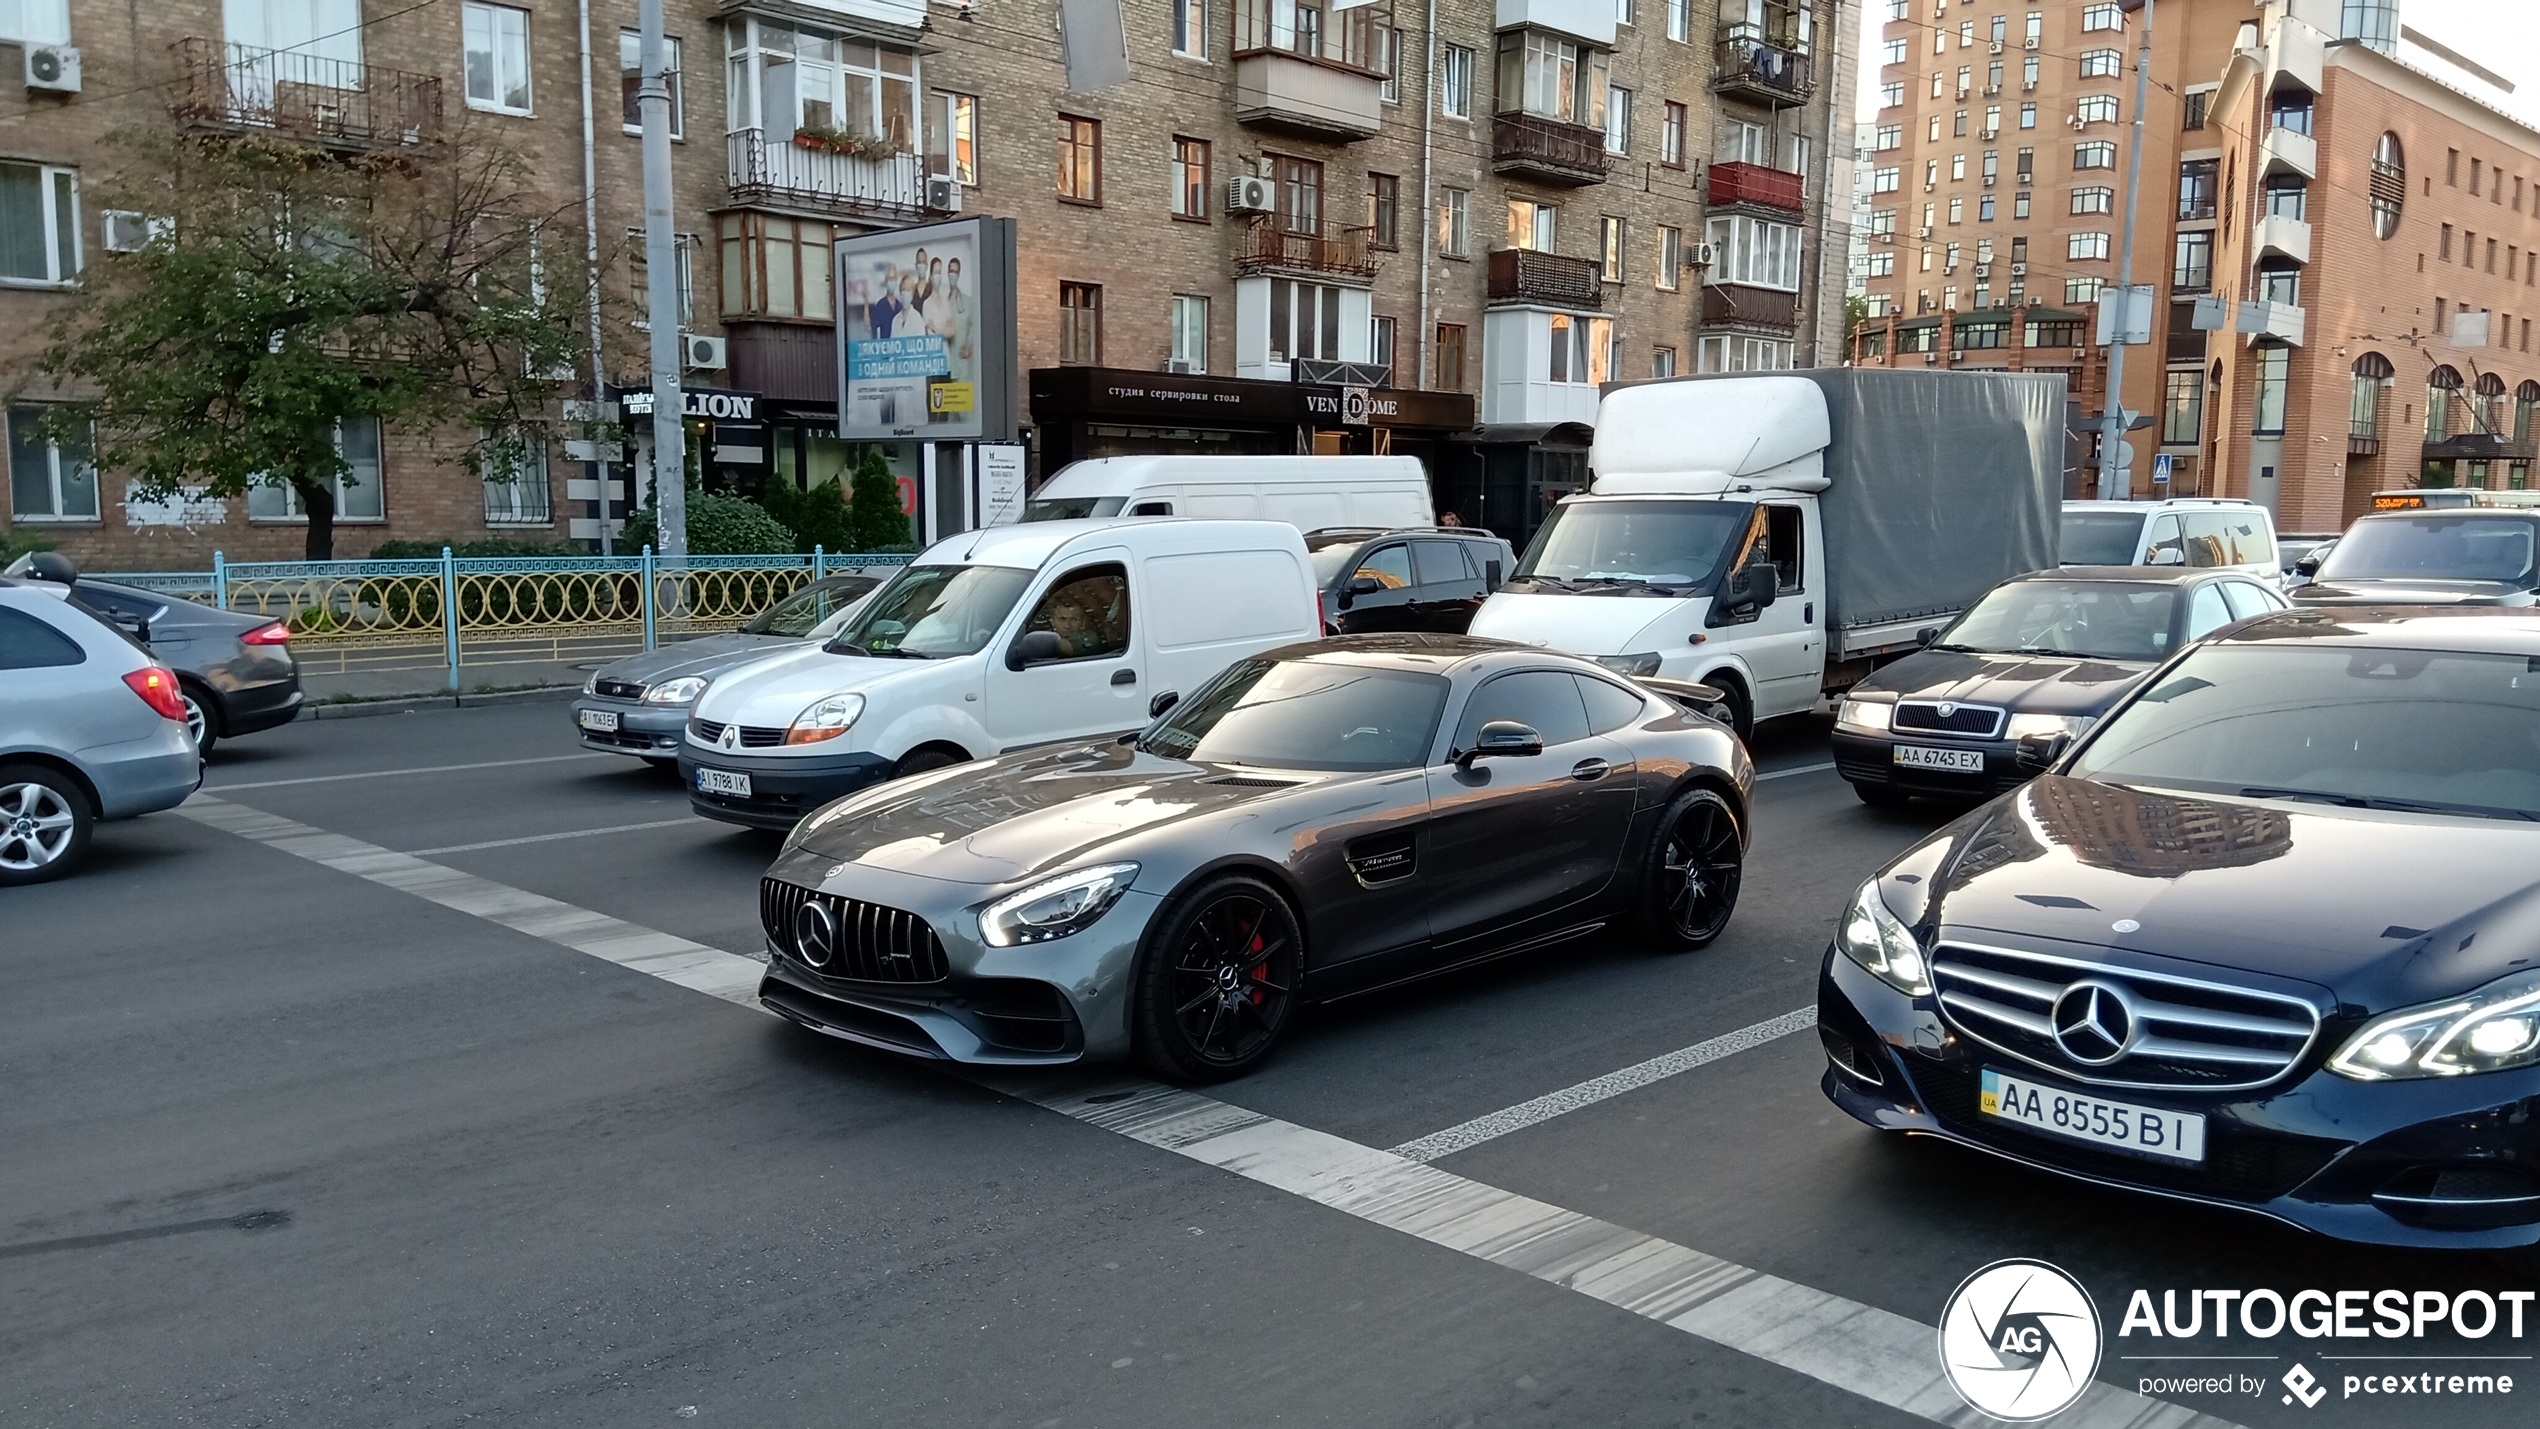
left=1575, top=676, right=1648, bottom=733
left=2219, top=580, right=2277, bottom=621
left=1454, top=670, right=1591, bottom=749
left=1413, top=540, right=1476, bottom=587
left=1764, top=504, right=1805, bottom=591
left=1018, top=563, right=1131, bottom=660
left=70, top=587, right=161, bottom=622
left=0, top=605, right=87, bottom=669
left=1354, top=544, right=1413, bottom=589
left=1128, top=500, right=1174, bottom=515
left=2184, top=583, right=2234, bottom=640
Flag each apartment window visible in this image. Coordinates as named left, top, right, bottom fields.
left=2254, top=346, right=2290, bottom=436
left=1925, top=159, right=1939, bottom=189
left=2270, top=91, right=2312, bottom=138
left=1954, top=110, right=1968, bottom=137
left=1171, top=137, right=1209, bottom=220
left=2161, top=369, right=2203, bottom=446
left=2068, top=231, right=2109, bottom=261
left=626, top=230, right=695, bottom=327
left=1544, top=312, right=1615, bottom=385
left=2178, top=158, right=2217, bottom=219
left=1436, top=185, right=1471, bottom=257
left=1952, top=153, right=1967, bottom=181
left=1268, top=279, right=1344, bottom=362
left=1059, top=282, right=1101, bottom=364
left=1172, top=0, right=1206, bottom=57
left=2065, top=275, right=2104, bottom=305
left=1697, top=335, right=1794, bottom=372
left=1599, top=215, right=1624, bottom=281
left=1981, top=150, right=1998, bottom=182
left=1978, top=195, right=1995, bottom=220
left=1668, top=0, right=1690, bottom=39
left=2264, top=176, right=2306, bottom=221
left=1868, top=209, right=1897, bottom=237
left=717, top=213, right=837, bottom=320
left=1616, top=0, right=1635, bottom=25
left=1508, top=198, right=1555, bottom=252
left=1369, top=314, right=1395, bottom=374
left=2023, top=55, right=2039, bottom=87
left=2076, top=95, right=2119, bottom=125
left=619, top=32, right=686, bottom=135
left=2442, top=223, right=2454, bottom=261
left=1653, top=346, right=1676, bottom=377
left=2350, top=354, right=2392, bottom=440
left=727, top=25, right=917, bottom=146
left=2011, top=192, right=2029, bottom=218
left=1704, top=214, right=1802, bottom=291
left=0, top=162, right=79, bottom=285
left=2257, top=265, right=2298, bottom=306
left=1376, top=24, right=1400, bottom=103
left=2081, top=2, right=2122, bottom=31
left=1945, top=242, right=1960, bottom=270
left=1932, top=70, right=1945, bottom=100
left=1956, top=65, right=1971, bottom=96
left=1987, top=60, right=2003, bottom=93
left=1879, top=82, right=1902, bottom=109
left=927, top=91, right=977, bottom=185
left=1884, top=38, right=1907, bottom=65
left=2449, top=148, right=2460, bottom=186
left=1662, top=102, right=1687, bottom=166
left=2173, top=231, right=2212, bottom=291
left=1657, top=224, right=1682, bottom=289
left=1928, top=117, right=1942, bottom=142
left=1058, top=115, right=1101, bottom=203
left=1984, top=104, right=2000, bottom=133
left=0, top=0, right=68, bottom=44
left=1948, top=196, right=1964, bottom=224
left=1434, top=323, right=1467, bottom=391
left=1367, top=172, right=1399, bottom=250
left=1866, top=250, right=1895, bottom=277
left=1958, top=19, right=1973, bottom=47
left=1497, top=30, right=1606, bottom=129
left=7, top=405, right=95, bottom=522
left=1872, top=166, right=1899, bottom=194
left=2071, top=186, right=2114, bottom=215
left=2074, top=141, right=2115, bottom=171
left=2183, top=89, right=2210, bottom=130
left=248, top=419, right=386, bottom=523
left=2020, top=102, right=2036, bottom=129
left=1171, top=294, right=1209, bottom=372
left=1441, top=44, right=1474, bottom=118
left=482, top=437, right=551, bottom=526
left=1275, top=155, right=1323, bottom=234
left=463, top=3, right=533, bottom=114
left=1605, top=86, right=1631, bottom=154
left=2078, top=47, right=2120, bottom=79
left=2025, top=11, right=2042, bottom=41
left=1875, top=125, right=1902, bottom=151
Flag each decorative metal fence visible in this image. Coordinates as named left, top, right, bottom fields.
left=91, top=548, right=913, bottom=687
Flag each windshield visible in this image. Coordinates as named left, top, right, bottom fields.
left=741, top=577, right=879, bottom=637
left=823, top=564, right=1033, bottom=658
left=1513, top=501, right=1749, bottom=591
left=2060, top=509, right=2149, bottom=566
left=2316, top=515, right=2540, bottom=584
left=1937, top=581, right=2179, bottom=661
left=1143, top=658, right=1450, bottom=771
left=1023, top=495, right=1126, bottom=522
left=2070, top=643, right=2540, bottom=819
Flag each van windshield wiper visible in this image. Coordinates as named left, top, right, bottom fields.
left=2238, top=786, right=2540, bottom=822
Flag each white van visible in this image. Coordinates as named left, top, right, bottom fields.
left=2058, top=498, right=2283, bottom=588
left=1022, top=455, right=1433, bottom=531
left=682, top=519, right=1320, bottom=828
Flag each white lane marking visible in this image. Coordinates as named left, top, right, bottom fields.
left=204, top=753, right=611, bottom=792
left=406, top=818, right=696, bottom=856
left=991, top=1074, right=2242, bottom=1429
left=175, top=796, right=769, bottom=1007
left=1756, top=761, right=1838, bottom=781
left=1389, top=1007, right=1819, bottom=1163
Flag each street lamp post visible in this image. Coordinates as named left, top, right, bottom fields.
left=638, top=0, right=686, bottom=555
left=2097, top=0, right=2157, bottom=500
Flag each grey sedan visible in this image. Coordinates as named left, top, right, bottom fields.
left=573, top=574, right=879, bottom=767
left=6, top=555, right=301, bottom=754
left=754, top=635, right=1752, bottom=1081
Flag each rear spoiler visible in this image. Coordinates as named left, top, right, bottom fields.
left=1634, top=676, right=1734, bottom=727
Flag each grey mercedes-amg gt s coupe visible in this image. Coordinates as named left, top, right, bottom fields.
left=754, top=634, right=1754, bottom=1080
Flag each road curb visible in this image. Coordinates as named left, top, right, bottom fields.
left=299, top=685, right=579, bottom=720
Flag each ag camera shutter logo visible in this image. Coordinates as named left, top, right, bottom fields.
left=1939, top=1258, right=2103, bottom=1421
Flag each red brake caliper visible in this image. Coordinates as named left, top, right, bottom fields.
left=1248, top=930, right=1268, bottom=1005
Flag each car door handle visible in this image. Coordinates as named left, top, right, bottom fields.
left=1111, top=668, right=1137, bottom=686
left=1570, top=758, right=1609, bottom=781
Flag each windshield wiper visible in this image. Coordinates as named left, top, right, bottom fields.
left=2238, top=786, right=2540, bottom=822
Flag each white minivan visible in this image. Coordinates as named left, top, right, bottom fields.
left=2058, top=498, right=2283, bottom=588
left=1022, top=455, right=1433, bottom=531
left=681, top=519, right=1319, bottom=828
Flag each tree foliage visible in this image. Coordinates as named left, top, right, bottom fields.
left=846, top=447, right=913, bottom=551
left=618, top=490, right=794, bottom=556
left=755, top=477, right=856, bottom=553
left=24, top=126, right=588, bottom=559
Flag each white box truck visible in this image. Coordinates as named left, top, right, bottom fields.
left=1468, top=370, right=2065, bottom=737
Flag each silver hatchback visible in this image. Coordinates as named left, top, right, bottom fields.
left=0, top=578, right=201, bottom=884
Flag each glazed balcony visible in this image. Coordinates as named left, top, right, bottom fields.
left=1714, top=24, right=1815, bottom=108
left=167, top=38, right=443, bottom=150
left=727, top=128, right=945, bottom=220
left=1234, top=224, right=1380, bottom=283
left=1708, top=161, right=1805, bottom=214
left=1233, top=0, right=1389, bottom=141
left=1487, top=248, right=1601, bottom=308
left=1491, top=113, right=1611, bottom=187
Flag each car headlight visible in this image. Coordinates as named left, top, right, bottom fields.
left=2004, top=712, right=2096, bottom=741
left=785, top=693, right=865, bottom=745
left=644, top=676, right=708, bottom=705
left=1594, top=652, right=1663, bottom=678
left=2329, top=968, right=2540, bottom=1080
left=582, top=672, right=599, bottom=696
left=979, top=863, right=1139, bottom=947
left=1837, top=698, right=1893, bottom=734
left=1836, top=879, right=1931, bottom=997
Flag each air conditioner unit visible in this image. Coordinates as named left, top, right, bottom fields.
left=1923, top=181, right=1936, bottom=191
left=2022, top=36, right=2039, bottom=48
left=1979, top=127, right=1997, bottom=139
left=1918, top=225, right=1934, bottom=238
left=24, top=44, right=79, bottom=93
left=1983, top=85, right=2000, bottom=96
left=1944, top=263, right=1958, bottom=275
left=2010, top=261, right=2027, bottom=275
left=2070, top=115, right=2088, bottom=129
left=1949, top=350, right=1967, bottom=363
left=682, top=333, right=728, bottom=370
left=2023, top=79, right=2038, bottom=90
left=1162, top=358, right=1204, bottom=375
left=1989, top=40, right=2004, bottom=54
left=1957, top=87, right=1971, bottom=100
left=1226, top=175, right=1274, bottom=213
left=1924, top=352, right=1939, bottom=364
left=1690, top=241, right=1718, bottom=266
left=1982, top=174, right=1997, bottom=187
left=100, top=210, right=170, bottom=253
left=1974, top=263, right=1991, bottom=278
left=924, top=177, right=961, bottom=213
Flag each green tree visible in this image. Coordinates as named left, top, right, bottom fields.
left=619, top=489, right=793, bottom=555
left=1843, top=293, right=1871, bottom=351
left=23, top=126, right=587, bottom=559
left=756, top=477, right=855, bottom=553
left=845, top=447, right=912, bottom=550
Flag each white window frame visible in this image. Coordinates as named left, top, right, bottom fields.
left=1703, top=214, right=1802, bottom=292
left=2081, top=2, right=2123, bottom=32
left=463, top=2, right=533, bottom=116
left=1599, top=214, right=1624, bottom=282
left=2066, top=275, right=2106, bottom=305
left=2074, top=140, right=2115, bottom=170
left=1874, top=125, right=1902, bottom=152
left=1656, top=224, right=1681, bottom=290
left=1370, top=313, right=1395, bottom=373
left=1544, top=312, right=1615, bottom=386
left=248, top=418, right=388, bottom=524
left=1508, top=198, right=1556, bottom=253
left=628, top=229, right=698, bottom=329
left=2075, top=94, right=2120, bottom=125
left=1437, top=185, right=1470, bottom=256
left=1871, top=165, right=1899, bottom=194
left=619, top=30, right=686, bottom=139
left=6, top=403, right=96, bottom=522
left=931, top=90, right=976, bottom=185
left=0, top=161, right=79, bottom=287
left=1666, top=0, right=1689, bottom=42
left=0, top=0, right=70, bottom=44
left=2067, top=230, right=2110, bottom=261
left=725, top=17, right=922, bottom=151
left=2070, top=185, right=2114, bottom=215
left=1171, top=293, right=1210, bottom=372
left=1604, top=85, right=1631, bottom=155
left=1172, top=0, right=1207, bottom=58
left=2079, top=47, right=2121, bottom=79
left=482, top=435, right=552, bottom=526
left=1696, top=334, right=1794, bottom=372
left=1440, top=44, right=1474, bottom=120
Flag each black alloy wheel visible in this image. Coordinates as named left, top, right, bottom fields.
left=892, top=747, right=965, bottom=780
left=1639, top=787, right=1743, bottom=950
left=1134, top=875, right=1302, bottom=1082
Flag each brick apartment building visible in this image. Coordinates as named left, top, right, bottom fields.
left=0, top=0, right=1855, bottom=569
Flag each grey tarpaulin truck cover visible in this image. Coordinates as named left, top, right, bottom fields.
left=1594, top=367, right=2065, bottom=647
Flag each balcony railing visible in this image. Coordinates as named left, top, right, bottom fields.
left=1714, top=25, right=1815, bottom=107
left=1491, top=113, right=1611, bottom=186
left=168, top=38, right=443, bottom=149
left=1234, top=224, right=1380, bottom=281
left=1487, top=248, right=1600, bottom=308
left=727, top=128, right=945, bottom=219
left=1701, top=284, right=1799, bottom=331
left=1708, top=161, right=1804, bottom=213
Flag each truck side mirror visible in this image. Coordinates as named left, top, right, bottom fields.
left=1008, top=629, right=1067, bottom=669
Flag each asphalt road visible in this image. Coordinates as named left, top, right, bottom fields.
left=6, top=703, right=2531, bottom=1428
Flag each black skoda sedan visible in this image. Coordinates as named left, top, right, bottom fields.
left=1820, top=608, right=2540, bottom=1251
left=1832, top=567, right=2287, bottom=805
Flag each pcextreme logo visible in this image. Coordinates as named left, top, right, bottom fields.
left=1939, top=1258, right=2103, bottom=1421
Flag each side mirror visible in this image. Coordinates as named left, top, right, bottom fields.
left=1007, top=629, right=1066, bottom=669
left=1916, top=626, right=1941, bottom=647
left=1348, top=574, right=1385, bottom=595
left=2293, top=554, right=2323, bottom=578
left=1147, top=689, right=1180, bottom=719
left=1748, top=558, right=1780, bottom=608
left=1456, top=720, right=1545, bottom=770
left=2014, top=731, right=2074, bottom=774
left=7, top=551, right=77, bottom=585
left=2148, top=547, right=2187, bottom=566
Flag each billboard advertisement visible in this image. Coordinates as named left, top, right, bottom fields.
left=833, top=216, right=1016, bottom=443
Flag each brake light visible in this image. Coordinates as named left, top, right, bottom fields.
left=122, top=666, right=189, bottom=722
left=240, top=621, right=292, bottom=645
